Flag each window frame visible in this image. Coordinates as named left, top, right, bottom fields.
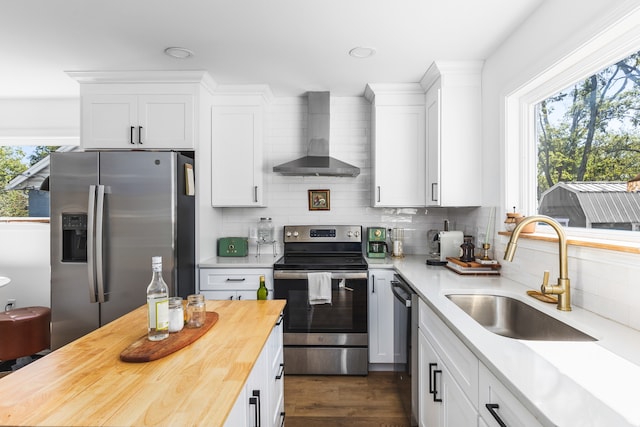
left=504, top=6, right=640, bottom=244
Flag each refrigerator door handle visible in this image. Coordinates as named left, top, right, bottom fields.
left=87, top=185, right=98, bottom=303
left=95, top=185, right=107, bottom=303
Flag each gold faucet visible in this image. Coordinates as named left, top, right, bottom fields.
left=503, top=215, right=571, bottom=311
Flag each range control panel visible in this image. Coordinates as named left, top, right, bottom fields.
left=283, top=225, right=362, bottom=243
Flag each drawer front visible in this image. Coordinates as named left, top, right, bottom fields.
left=419, top=299, right=478, bottom=408
left=199, top=268, right=272, bottom=291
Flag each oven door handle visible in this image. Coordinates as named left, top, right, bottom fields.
left=273, top=271, right=368, bottom=280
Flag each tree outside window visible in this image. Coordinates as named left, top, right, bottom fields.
left=536, top=50, right=640, bottom=231
left=0, top=146, right=58, bottom=217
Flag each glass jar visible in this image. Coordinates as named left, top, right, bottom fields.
left=504, top=212, right=522, bottom=232
left=168, top=297, right=184, bottom=333
left=186, top=294, right=206, bottom=328
left=257, top=217, right=274, bottom=243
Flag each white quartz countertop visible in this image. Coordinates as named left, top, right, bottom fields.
left=199, top=255, right=280, bottom=268
left=198, top=254, right=640, bottom=425
left=386, top=255, right=640, bottom=427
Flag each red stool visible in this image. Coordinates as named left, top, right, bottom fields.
left=0, top=306, right=51, bottom=361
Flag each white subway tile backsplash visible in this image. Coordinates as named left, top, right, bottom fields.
left=216, top=95, right=640, bottom=331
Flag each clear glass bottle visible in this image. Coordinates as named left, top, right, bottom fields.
left=257, top=275, right=268, bottom=300
left=147, top=256, right=169, bottom=341
left=168, top=297, right=184, bottom=333
left=257, top=217, right=274, bottom=243
left=186, top=294, right=206, bottom=328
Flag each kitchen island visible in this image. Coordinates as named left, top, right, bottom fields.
left=0, top=299, right=286, bottom=426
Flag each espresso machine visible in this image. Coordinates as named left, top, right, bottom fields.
left=367, top=227, right=388, bottom=258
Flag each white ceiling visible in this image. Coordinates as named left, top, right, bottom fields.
left=0, top=0, right=543, bottom=98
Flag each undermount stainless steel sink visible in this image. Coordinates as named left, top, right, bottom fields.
left=446, top=294, right=597, bottom=341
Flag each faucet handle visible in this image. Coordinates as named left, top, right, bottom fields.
left=541, top=270, right=550, bottom=292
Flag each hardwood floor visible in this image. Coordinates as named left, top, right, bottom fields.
left=284, top=372, right=411, bottom=427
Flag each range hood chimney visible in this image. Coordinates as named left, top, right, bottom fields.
left=273, top=91, right=360, bottom=177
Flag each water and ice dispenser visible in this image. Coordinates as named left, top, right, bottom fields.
left=61, top=213, right=87, bottom=262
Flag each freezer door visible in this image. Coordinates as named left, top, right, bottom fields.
left=50, top=152, right=100, bottom=349
left=98, top=151, right=178, bottom=325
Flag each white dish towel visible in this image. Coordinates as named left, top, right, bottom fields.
left=308, top=272, right=332, bottom=305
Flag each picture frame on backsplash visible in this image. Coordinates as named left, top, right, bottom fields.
left=308, top=189, right=330, bottom=211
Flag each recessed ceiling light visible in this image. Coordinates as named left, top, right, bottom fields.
left=164, top=47, right=194, bottom=59
left=349, top=46, right=376, bottom=58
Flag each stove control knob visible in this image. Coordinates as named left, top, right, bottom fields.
left=292, top=231, right=299, bottom=238
left=347, top=231, right=353, bottom=238
left=354, top=230, right=360, bottom=238
left=285, top=231, right=292, bottom=237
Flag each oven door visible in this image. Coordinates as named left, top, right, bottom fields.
left=273, top=270, right=368, bottom=335
left=273, top=270, right=369, bottom=375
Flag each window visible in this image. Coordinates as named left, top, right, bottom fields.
left=1, top=145, right=59, bottom=217
left=535, top=50, right=640, bottom=231
left=504, top=5, right=640, bottom=243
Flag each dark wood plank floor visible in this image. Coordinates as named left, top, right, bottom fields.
left=284, top=372, right=411, bottom=427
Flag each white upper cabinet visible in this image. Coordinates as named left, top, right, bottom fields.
left=365, top=84, right=426, bottom=207
left=211, top=87, right=272, bottom=207
left=69, top=71, right=215, bottom=151
left=81, top=93, right=194, bottom=149
left=421, top=61, right=483, bottom=207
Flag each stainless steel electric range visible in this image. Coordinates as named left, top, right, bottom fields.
left=273, top=225, right=368, bottom=375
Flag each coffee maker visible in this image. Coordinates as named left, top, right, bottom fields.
left=367, top=227, right=388, bottom=258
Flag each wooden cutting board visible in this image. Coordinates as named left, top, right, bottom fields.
left=120, top=311, right=219, bottom=363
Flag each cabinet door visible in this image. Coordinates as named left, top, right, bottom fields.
left=419, top=329, right=442, bottom=427
left=372, top=105, right=426, bottom=207
left=211, top=105, right=264, bottom=207
left=82, top=94, right=137, bottom=149
left=268, top=314, right=285, bottom=427
left=419, top=329, right=478, bottom=427
left=138, top=94, right=194, bottom=149
left=442, top=365, right=478, bottom=427
left=479, top=363, right=543, bottom=427
left=368, top=269, right=396, bottom=364
left=426, top=82, right=441, bottom=206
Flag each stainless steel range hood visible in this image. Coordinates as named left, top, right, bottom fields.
left=273, top=92, right=360, bottom=177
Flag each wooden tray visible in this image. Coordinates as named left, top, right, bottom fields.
left=120, top=311, right=219, bottom=363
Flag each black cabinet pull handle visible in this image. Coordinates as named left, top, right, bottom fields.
left=226, top=278, right=246, bottom=282
left=372, top=275, right=375, bottom=293
left=485, top=403, right=507, bottom=427
left=431, top=182, right=438, bottom=201
left=130, top=126, right=135, bottom=144
left=276, top=314, right=283, bottom=326
left=252, top=390, right=261, bottom=427
left=433, top=369, right=442, bottom=402
left=428, top=362, right=437, bottom=394
left=138, top=126, right=143, bottom=144
left=276, top=363, right=285, bottom=380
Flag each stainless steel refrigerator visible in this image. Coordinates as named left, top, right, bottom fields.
left=49, top=151, right=195, bottom=349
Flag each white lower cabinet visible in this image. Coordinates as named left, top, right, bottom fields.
left=418, top=298, right=542, bottom=427
left=418, top=326, right=477, bottom=427
left=418, top=299, right=478, bottom=426
left=199, top=268, right=273, bottom=300
left=368, top=269, right=396, bottom=364
left=225, top=312, right=284, bottom=427
left=479, top=363, right=543, bottom=427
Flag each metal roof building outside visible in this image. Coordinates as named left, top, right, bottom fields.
left=539, top=181, right=640, bottom=231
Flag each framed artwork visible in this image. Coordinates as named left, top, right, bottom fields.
left=308, top=189, right=330, bottom=211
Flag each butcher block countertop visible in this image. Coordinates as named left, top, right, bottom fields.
left=0, top=299, right=286, bottom=427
